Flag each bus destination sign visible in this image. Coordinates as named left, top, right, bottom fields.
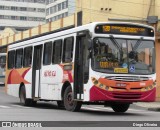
left=95, top=24, right=154, bottom=37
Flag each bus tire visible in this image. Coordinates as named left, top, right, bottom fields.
left=19, top=85, right=32, bottom=106
left=64, top=86, right=82, bottom=112
left=111, top=103, right=130, bottom=113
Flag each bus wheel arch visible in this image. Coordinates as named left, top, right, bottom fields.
left=61, top=81, right=71, bottom=100
left=19, top=82, right=25, bottom=98
left=19, top=83, right=36, bottom=106
left=57, top=81, right=71, bottom=108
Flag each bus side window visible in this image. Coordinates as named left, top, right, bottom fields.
left=15, top=49, right=23, bottom=68
left=23, top=47, right=32, bottom=67
left=8, top=51, right=15, bottom=69
left=63, top=37, right=74, bottom=63
left=52, top=40, right=62, bottom=64
left=43, top=42, right=52, bottom=65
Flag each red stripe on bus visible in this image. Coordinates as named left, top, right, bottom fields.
left=22, top=68, right=30, bottom=78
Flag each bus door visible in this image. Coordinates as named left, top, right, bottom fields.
left=32, top=45, right=43, bottom=98
left=74, top=31, right=90, bottom=100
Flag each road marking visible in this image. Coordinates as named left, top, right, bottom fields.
left=0, top=105, right=11, bottom=108
left=11, top=105, right=31, bottom=109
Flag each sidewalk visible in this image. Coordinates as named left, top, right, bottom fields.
left=135, top=102, right=160, bottom=111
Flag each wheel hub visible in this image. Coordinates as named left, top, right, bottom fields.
left=67, top=92, right=73, bottom=106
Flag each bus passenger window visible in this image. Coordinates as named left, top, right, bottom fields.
left=8, top=51, right=15, bottom=69
left=52, top=40, right=62, bottom=64
left=43, top=42, right=52, bottom=65
left=23, top=47, right=32, bottom=67
left=63, top=37, right=74, bottom=63
left=15, top=49, right=23, bottom=68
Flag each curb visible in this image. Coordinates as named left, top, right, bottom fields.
left=134, top=103, right=160, bottom=112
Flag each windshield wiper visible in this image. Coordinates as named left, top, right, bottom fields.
left=133, top=37, right=143, bottom=51
left=109, top=35, right=122, bottom=51
left=109, top=35, right=123, bottom=62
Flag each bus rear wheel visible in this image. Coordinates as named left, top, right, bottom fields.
left=19, top=85, right=37, bottom=106
left=64, top=86, right=82, bottom=112
left=111, top=103, right=130, bottom=113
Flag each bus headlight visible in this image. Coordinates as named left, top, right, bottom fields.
left=99, top=84, right=104, bottom=88
left=92, top=77, right=99, bottom=85
left=93, top=80, right=98, bottom=85
left=105, top=86, right=109, bottom=90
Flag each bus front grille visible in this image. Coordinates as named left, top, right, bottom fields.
left=111, top=93, right=142, bottom=99
left=105, top=76, right=149, bottom=82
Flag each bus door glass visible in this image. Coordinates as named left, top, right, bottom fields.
left=74, top=31, right=90, bottom=100
left=32, top=45, right=43, bottom=98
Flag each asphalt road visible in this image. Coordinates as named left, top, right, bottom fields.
left=0, top=86, right=160, bottom=129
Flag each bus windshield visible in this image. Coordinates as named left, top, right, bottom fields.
left=92, top=37, right=155, bottom=75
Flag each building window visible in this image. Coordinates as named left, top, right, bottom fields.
left=0, top=15, right=4, bottom=19
left=20, top=16, right=27, bottom=20
left=4, top=6, right=10, bottom=10
left=23, top=47, right=32, bottom=67
left=0, top=6, right=4, bottom=10
left=52, top=40, right=62, bottom=64
left=43, top=42, right=52, bottom=65
left=58, top=3, right=61, bottom=11
left=50, top=6, right=54, bottom=14
left=15, top=49, right=23, bottom=68
left=11, top=6, right=18, bottom=11
left=52, top=6, right=57, bottom=14
left=62, top=0, right=68, bottom=9
left=4, top=16, right=10, bottom=19
left=38, top=8, right=45, bottom=12
left=8, top=50, right=15, bottom=69
left=11, top=16, right=18, bottom=20
left=63, top=37, right=74, bottom=63
left=64, top=12, right=68, bottom=17
left=20, top=7, right=27, bottom=11
left=58, top=14, right=62, bottom=19
left=46, top=0, right=49, bottom=5
left=66, top=0, right=68, bottom=8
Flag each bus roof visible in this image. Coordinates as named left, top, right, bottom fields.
left=8, top=22, right=154, bottom=49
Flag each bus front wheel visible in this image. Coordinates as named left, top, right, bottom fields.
left=111, top=103, right=130, bottom=113
left=63, top=86, right=82, bottom=112
left=19, top=85, right=36, bottom=106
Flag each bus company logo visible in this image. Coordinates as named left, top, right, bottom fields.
left=44, top=70, right=56, bottom=77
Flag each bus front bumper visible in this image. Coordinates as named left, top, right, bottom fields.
left=90, top=86, right=156, bottom=103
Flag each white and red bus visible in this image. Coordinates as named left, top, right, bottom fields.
left=5, top=22, right=156, bottom=112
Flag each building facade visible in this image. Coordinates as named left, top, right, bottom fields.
left=0, top=0, right=46, bottom=32
left=46, top=0, right=76, bottom=22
